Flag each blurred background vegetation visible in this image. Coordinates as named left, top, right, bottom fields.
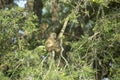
left=0, top=0, right=120, bottom=80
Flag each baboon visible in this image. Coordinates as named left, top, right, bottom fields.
left=45, top=32, right=61, bottom=53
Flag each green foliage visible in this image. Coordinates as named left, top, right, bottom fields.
left=0, top=7, right=41, bottom=79
left=0, top=0, right=120, bottom=80
left=70, top=10, right=120, bottom=80
left=0, top=7, right=38, bottom=52
left=93, top=13, right=120, bottom=80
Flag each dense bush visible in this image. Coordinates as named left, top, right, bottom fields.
left=0, top=0, right=120, bottom=80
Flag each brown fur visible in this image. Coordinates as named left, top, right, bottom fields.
left=45, top=32, right=61, bottom=53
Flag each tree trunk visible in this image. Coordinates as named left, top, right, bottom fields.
left=0, top=0, right=13, bottom=9
left=33, top=0, right=43, bottom=23
left=51, top=0, right=59, bottom=31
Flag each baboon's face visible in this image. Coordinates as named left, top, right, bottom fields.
left=50, top=33, right=57, bottom=39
